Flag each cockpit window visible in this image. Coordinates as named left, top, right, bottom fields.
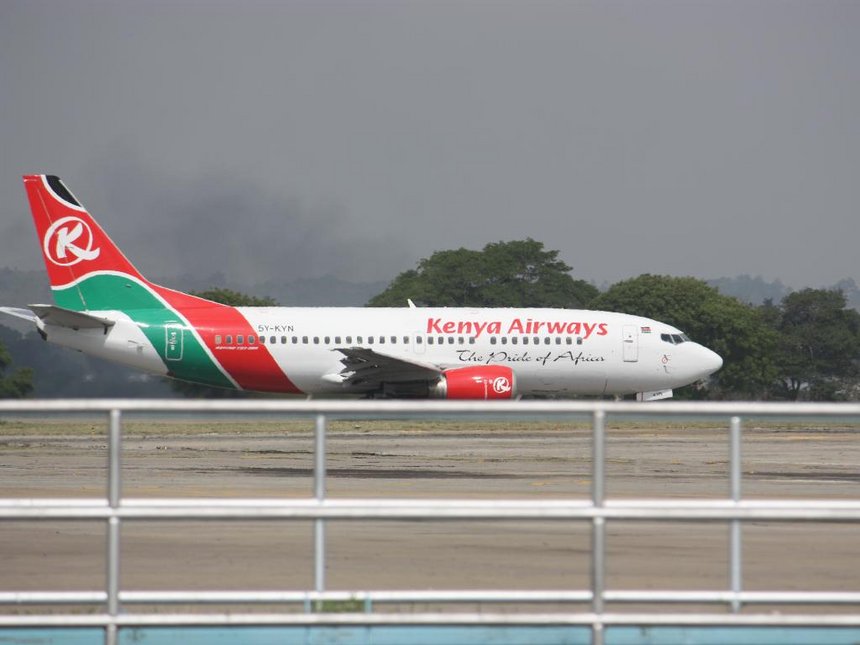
left=661, top=333, right=691, bottom=345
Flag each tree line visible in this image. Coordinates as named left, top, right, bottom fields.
left=1, top=240, right=858, bottom=400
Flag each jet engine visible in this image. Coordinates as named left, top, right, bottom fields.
left=430, top=365, right=516, bottom=400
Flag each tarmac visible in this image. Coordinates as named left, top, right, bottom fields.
left=0, top=418, right=858, bottom=612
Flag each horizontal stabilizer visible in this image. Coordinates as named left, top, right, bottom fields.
left=28, top=305, right=115, bottom=332
left=0, top=307, right=39, bottom=324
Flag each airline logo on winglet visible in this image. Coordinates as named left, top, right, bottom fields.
left=43, top=216, right=101, bottom=266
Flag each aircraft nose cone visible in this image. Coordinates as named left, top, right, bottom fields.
left=701, top=347, right=723, bottom=376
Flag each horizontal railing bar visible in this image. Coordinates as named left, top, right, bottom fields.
left=0, top=399, right=859, bottom=417
left=2, top=612, right=860, bottom=628
left=120, top=590, right=595, bottom=604
left=605, top=591, right=860, bottom=604
left=0, top=592, right=107, bottom=604
left=5, top=589, right=858, bottom=607
left=2, top=498, right=859, bottom=521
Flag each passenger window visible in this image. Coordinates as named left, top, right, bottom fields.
left=501, top=337, right=508, bottom=345
left=566, top=337, right=572, bottom=345
left=368, top=336, right=374, bottom=344
left=555, top=337, right=561, bottom=345
left=469, top=337, right=475, bottom=344
left=428, top=337, right=434, bottom=345
left=280, top=336, right=286, bottom=344
left=259, top=336, right=265, bottom=344
left=237, top=335, right=244, bottom=344
left=577, top=337, right=583, bottom=345
left=291, top=336, right=298, bottom=344
left=323, top=336, right=329, bottom=344
left=458, top=337, right=464, bottom=344
left=346, top=336, right=352, bottom=344
left=490, top=337, right=497, bottom=345
left=302, top=336, right=308, bottom=344
left=403, top=336, right=409, bottom=344
left=312, top=337, right=319, bottom=344
left=391, top=336, right=397, bottom=344
left=448, top=337, right=454, bottom=344
left=511, top=337, right=518, bottom=345
left=522, top=337, right=529, bottom=345
left=335, top=336, right=342, bottom=344
left=378, top=336, right=385, bottom=344
left=249, top=335, right=256, bottom=345
left=416, top=336, right=423, bottom=344
left=215, top=335, right=222, bottom=345
left=357, top=336, right=363, bottom=344
left=438, top=336, right=444, bottom=345
left=226, top=335, right=233, bottom=345
left=544, top=337, right=550, bottom=345
left=533, top=337, right=539, bottom=344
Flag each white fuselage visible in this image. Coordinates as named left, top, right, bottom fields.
left=41, top=306, right=722, bottom=397
left=230, top=307, right=719, bottom=396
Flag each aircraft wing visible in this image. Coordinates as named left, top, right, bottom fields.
left=327, top=347, right=443, bottom=393
left=8, top=304, right=116, bottom=333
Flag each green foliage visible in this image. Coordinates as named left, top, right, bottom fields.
left=766, top=289, right=860, bottom=400
left=0, top=341, right=33, bottom=398
left=368, top=239, right=598, bottom=308
left=316, top=598, right=365, bottom=613
left=591, top=275, right=778, bottom=399
left=193, top=288, right=277, bottom=307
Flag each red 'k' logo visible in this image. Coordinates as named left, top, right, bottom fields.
left=492, top=376, right=512, bottom=394
left=43, top=216, right=101, bottom=267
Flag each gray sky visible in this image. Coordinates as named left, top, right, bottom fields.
left=1, top=0, right=858, bottom=290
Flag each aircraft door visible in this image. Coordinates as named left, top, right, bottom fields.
left=165, top=324, right=184, bottom=361
left=413, top=332, right=426, bottom=355
left=622, top=324, right=638, bottom=362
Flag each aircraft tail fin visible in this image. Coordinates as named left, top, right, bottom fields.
left=23, top=175, right=154, bottom=312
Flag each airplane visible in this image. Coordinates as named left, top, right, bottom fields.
left=0, top=175, right=722, bottom=400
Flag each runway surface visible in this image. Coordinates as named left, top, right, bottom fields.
left=1, top=417, right=858, bottom=612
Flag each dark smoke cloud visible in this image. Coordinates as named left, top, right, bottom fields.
left=90, top=153, right=410, bottom=287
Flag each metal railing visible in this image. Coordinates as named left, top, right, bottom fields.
left=1, top=399, right=859, bottom=645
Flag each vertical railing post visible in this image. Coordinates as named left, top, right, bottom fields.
left=591, top=409, right=606, bottom=645
left=313, top=414, right=327, bottom=611
left=729, top=416, right=743, bottom=614
left=106, top=409, right=122, bottom=645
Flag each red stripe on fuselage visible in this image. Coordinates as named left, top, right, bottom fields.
left=152, top=286, right=302, bottom=394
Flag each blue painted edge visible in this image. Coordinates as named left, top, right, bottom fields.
left=606, top=626, right=860, bottom=645
left=0, top=627, right=104, bottom=645
left=2, top=625, right=860, bottom=645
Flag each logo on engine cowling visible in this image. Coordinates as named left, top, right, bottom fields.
left=43, top=216, right=100, bottom=267
left=492, top=376, right=512, bottom=394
